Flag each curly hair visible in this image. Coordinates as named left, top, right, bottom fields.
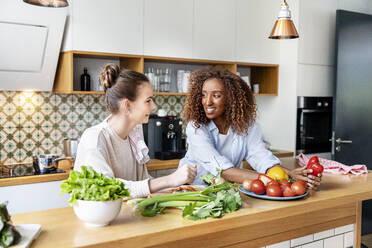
left=183, top=67, right=256, bottom=135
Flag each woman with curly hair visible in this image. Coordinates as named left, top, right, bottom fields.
left=178, top=67, right=321, bottom=189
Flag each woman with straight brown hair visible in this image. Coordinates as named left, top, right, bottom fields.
left=75, top=64, right=197, bottom=197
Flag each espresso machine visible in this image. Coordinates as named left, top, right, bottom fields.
left=143, top=115, right=186, bottom=160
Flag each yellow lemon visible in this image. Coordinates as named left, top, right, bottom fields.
left=266, top=166, right=289, bottom=182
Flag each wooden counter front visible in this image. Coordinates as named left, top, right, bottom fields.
left=12, top=159, right=371, bottom=248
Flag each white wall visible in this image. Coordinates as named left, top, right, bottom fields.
left=256, top=0, right=299, bottom=152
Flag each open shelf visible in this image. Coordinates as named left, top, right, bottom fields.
left=54, top=51, right=278, bottom=96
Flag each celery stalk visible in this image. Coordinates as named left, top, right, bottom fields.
left=158, top=201, right=208, bottom=208
left=136, top=194, right=213, bottom=210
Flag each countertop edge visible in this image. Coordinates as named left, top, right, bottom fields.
left=0, top=150, right=294, bottom=187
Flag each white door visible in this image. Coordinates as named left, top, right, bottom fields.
left=144, top=0, right=193, bottom=58
left=193, top=0, right=235, bottom=61
left=71, top=0, right=144, bottom=55
left=0, top=0, right=66, bottom=91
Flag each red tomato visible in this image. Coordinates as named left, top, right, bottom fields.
left=291, top=181, right=306, bottom=196
left=282, top=186, right=295, bottom=197
left=266, top=184, right=282, bottom=197
left=296, top=179, right=307, bottom=189
left=242, top=179, right=252, bottom=192
left=280, top=183, right=291, bottom=192
left=250, top=179, right=266, bottom=195
left=267, top=180, right=280, bottom=187
left=280, top=179, right=292, bottom=187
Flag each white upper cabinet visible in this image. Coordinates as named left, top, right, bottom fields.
left=193, top=0, right=235, bottom=61
left=144, top=0, right=193, bottom=58
left=298, top=0, right=338, bottom=66
left=236, top=0, right=280, bottom=64
left=66, top=0, right=143, bottom=55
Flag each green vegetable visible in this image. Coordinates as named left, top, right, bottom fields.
left=0, top=203, right=21, bottom=248
left=200, top=168, right=226, bottom=185
left=60, top=166, right=130, bottom=205
left=129, top=182, right=241, bottom=220
left=0, top=205, right=9, bottom=223
left=1, top=224, right=21, bottom=247
left=200, top=174, right=215, bottom=184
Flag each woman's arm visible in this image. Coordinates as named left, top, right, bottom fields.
left=244, top=123, right=281, bottom=174
left=148, top=165, right=197, bottom=192
left=221, top=168, right=260, bottom=184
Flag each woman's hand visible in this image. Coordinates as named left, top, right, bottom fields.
left=288, top=167, right=322, bottom=190
left=169, top=165, right=197, bottom=187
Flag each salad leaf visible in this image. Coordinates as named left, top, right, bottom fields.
left=60, top=166, right=130, bottom=205
left=200, top=174, right=215, bottom=185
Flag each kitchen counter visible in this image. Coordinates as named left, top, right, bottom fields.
left=0, top=150, right=294, bottom=187
left=12, top=158, right=371, bottom=248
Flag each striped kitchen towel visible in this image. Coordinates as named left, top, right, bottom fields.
left=298, top=153, right=368, bottom=175
left=128, top=124, right=150, bottom=164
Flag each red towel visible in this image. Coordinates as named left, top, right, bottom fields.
left=298, top=153, right=368, bottom=175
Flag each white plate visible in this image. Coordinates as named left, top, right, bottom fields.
left=12, top=224, right=41, bottom=248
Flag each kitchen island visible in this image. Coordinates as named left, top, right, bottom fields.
left=12, top=158, right=371, bottom=248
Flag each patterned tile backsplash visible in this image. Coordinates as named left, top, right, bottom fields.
left=0, top=91, right=186, bottom=164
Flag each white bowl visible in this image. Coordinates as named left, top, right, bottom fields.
left=73, top=199, right=123, bottom=227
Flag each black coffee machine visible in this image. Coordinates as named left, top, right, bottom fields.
left=143, top=115, right=186, bottom=160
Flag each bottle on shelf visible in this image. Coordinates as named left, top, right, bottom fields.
left=177, top=70, right=185, bottom=93
left=80, top=67, right=91, bottom=91
left=147, top=68, right=156, bottom=91
left=155, top=69, right=161, bottom=92
left=163, top=68, right=171, bottom=92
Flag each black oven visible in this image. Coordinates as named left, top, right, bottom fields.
left=296, top=97, right=333, bottom=155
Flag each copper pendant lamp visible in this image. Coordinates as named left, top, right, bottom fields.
left=23, top=0, right=68, bottom=8
left=269, top=0, right=299, bottom=39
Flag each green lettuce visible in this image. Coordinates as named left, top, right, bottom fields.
left=60, top=166, right=130, bottom=205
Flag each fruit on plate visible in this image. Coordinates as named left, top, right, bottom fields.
left=306, top=156, right=324, bottom=176
left=291, top=181, right=306, bottom=196
left=266, top=184, right=282, bottom=197
left=258, top=174, right=274, bottom=186
left=266, top=166, right=289, bottom=182
left=250, top=179, right=266, bottom=195
left=242, top=179, right=253, bottom=191
left=296, top=179, right=307, bottom=189
left=282, top=186, right=296, bottom=197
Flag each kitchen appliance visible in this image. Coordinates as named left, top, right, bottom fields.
left=296, top=96, right=333, bottom=155
left=32, top=155, right=69, bottom=174
left=143, top=115, right=186, bottom=160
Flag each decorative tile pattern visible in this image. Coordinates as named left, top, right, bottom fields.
left=0, top=91, right=186, bottom=164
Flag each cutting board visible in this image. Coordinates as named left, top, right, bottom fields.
left=12, top=224, right=41, bottom=248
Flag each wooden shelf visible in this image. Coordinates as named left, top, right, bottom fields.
left=54, top=51, right=278, bottom=96
left=153, top=92, right=187, bottom=96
